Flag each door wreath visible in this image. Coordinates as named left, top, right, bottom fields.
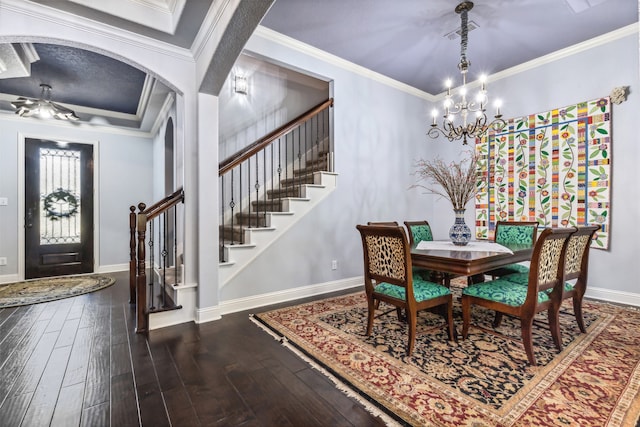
left=43, top=188, right=79, bottom=220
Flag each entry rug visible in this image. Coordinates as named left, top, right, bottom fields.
left=0, top=274, right=115, bottom=307
left=252, top=292, right=640, bottom=426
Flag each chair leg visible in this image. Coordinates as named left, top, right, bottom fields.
left=493, top=312, right=504, bottom=328
left=406, top=309, right=416, bottom=356
left=547, top=306, right=562, bottom=351
left=573, top=296, right=586, bottom=333
left=461, top=296, right=471, bottom=339
left=520, top=318, right=536, bottom=366
left=446, top=299, right=456, bottom=341
left=366, top=297, right=376, bottom=336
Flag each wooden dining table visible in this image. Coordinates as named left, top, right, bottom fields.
left=411, top=241, right=534, bottom=286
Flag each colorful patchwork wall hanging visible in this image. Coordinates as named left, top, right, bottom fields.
left=475, top=97, right=611, bottom=249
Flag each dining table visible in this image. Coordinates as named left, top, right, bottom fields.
left=410, top=240, right=534, bottom=287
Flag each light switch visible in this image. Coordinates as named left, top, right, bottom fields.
left=0, top=198, right=7, bottom=206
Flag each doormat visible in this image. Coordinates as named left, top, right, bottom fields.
left=252, top=291, right=640, bottom=426
left=0, top=274, right=115, bottom=308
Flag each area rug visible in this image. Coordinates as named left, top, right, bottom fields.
left=251, top=289, right=640, bottom=426
left=0, top=274, right=115, bottom=308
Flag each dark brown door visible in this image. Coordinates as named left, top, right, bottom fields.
left=25, top=138, right=94, bottom=279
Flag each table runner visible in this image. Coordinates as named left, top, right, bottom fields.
left=416, top=240, right=513, bottom=253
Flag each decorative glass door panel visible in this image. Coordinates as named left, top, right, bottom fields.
left=39, top=147, right=82, bottom=245
left=25, top=138, right=94, bottom=279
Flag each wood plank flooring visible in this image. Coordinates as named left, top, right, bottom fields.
left=0, top=271, right=387, bottom=426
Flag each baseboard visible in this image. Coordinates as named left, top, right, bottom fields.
left=195, top=305, right=222, bottom=324
left=97, top=263, right=128, bottom=273
left=586, top=286, right=640, bottom=307
left=0, top=274, right=20, bottom=285
left=219, top=276, right=363, bottom=315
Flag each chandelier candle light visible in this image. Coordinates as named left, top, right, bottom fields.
left=429, top=1, right=506, bottom=145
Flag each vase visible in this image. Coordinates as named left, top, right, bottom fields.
left=449, top=208, right=471, bottom=246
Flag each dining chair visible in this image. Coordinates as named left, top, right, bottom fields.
left=486, top=221, right=539, bottom=279
left=403, top=220, right=436, bottom=281
left=499, top=225, right=600, bottom=340
left=461, top=226, right=576, bottom=365
left=558, top=224, right=600, bottom=335
left=356, top=224, right=455, bottom=356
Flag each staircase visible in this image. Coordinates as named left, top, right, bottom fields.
left=219, top=165, right=337, bottom=286
left=218, top=99, right=335, bottom=286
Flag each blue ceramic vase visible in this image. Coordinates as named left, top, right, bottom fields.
left=449, top=208, right=471, bottom=246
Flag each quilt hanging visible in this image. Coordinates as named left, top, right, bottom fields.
left=474, top=97, right=611, bottom=249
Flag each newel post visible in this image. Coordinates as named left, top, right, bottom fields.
left=128, top=205, right=137, bottom=304
left=136, top=203, right=148, bottom=333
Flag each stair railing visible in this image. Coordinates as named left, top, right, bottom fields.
left=219, top=98, right=334, bottom=262
left=129, top=187, right=184, bottom=333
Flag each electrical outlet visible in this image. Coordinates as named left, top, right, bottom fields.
left=331, top=260, right=338, bottom=270
left=0, top=257, right=7, bottom=266
left=0, top=198, right=7, bottom=206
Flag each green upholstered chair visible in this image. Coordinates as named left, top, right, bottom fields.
left=486, top=221, right=539, bottom=279
left=403, top=220, right=436, bottom=282
left=500, top=225, right=599, bottom=341
left=356, top=224, right=455, bottom=356
left=461, top=227, right=576, bottom=365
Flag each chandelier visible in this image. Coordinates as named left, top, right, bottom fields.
left=428, top=1, right=505, bottom=145
left=11, top=83, right=79, bottom=121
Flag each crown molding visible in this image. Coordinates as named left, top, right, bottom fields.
left=486, top=23, right=639, bottom=89
left=253, top=25, right=437, bottom=102
left=255, top=23, right=638, bottom=102
left=0, top=0, right=193, bottom=64
left=191, top=0, right=233, bottom=60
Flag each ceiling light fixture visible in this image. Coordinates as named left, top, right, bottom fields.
left=11, top=83, right=79, bottom=121
left=429, top=1, right=505, bottom=145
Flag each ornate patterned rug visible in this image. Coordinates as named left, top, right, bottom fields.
left=0, top=274, right=115, bottom=307
left=252, top=289, right=640, bottom=426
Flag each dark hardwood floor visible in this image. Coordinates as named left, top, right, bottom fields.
left=0, top=271, right=387, bottom=426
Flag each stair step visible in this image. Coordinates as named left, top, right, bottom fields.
left=234, top=212, right=269, bottom=226
left=251, top=199, right=286, bottom=212
left=280, top=174, right=316, bottom=186
left=267, top=187, right=302, bottom=198
left=295, top=161, right=328, bottom=176
left=219, top=224, right=247, bottom=243
left=304, top=155, right=328, bottom=166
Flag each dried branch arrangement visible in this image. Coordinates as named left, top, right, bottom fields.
left=411, top=151, right=480, bottom=210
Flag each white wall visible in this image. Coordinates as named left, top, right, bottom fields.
left=221, top=26, right=640, bottom=305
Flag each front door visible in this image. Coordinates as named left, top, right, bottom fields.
left=24, top=138, right=94, bottom=279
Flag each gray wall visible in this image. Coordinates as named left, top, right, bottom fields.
left=222, top=34, right=439, bottom=301
left=221, top=27, right=639, bottom=304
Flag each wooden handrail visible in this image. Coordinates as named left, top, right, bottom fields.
left=219, top=98, right=333, bottom=176
left=143, top=187, right=184, bottom=221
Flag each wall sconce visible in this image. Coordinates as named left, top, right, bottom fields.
left=234, top=75, right=248, bottom=95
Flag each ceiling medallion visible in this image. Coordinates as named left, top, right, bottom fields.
left=429, top=1, right=506, bottom=145
left=11, top=83, right=79, bottom=121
